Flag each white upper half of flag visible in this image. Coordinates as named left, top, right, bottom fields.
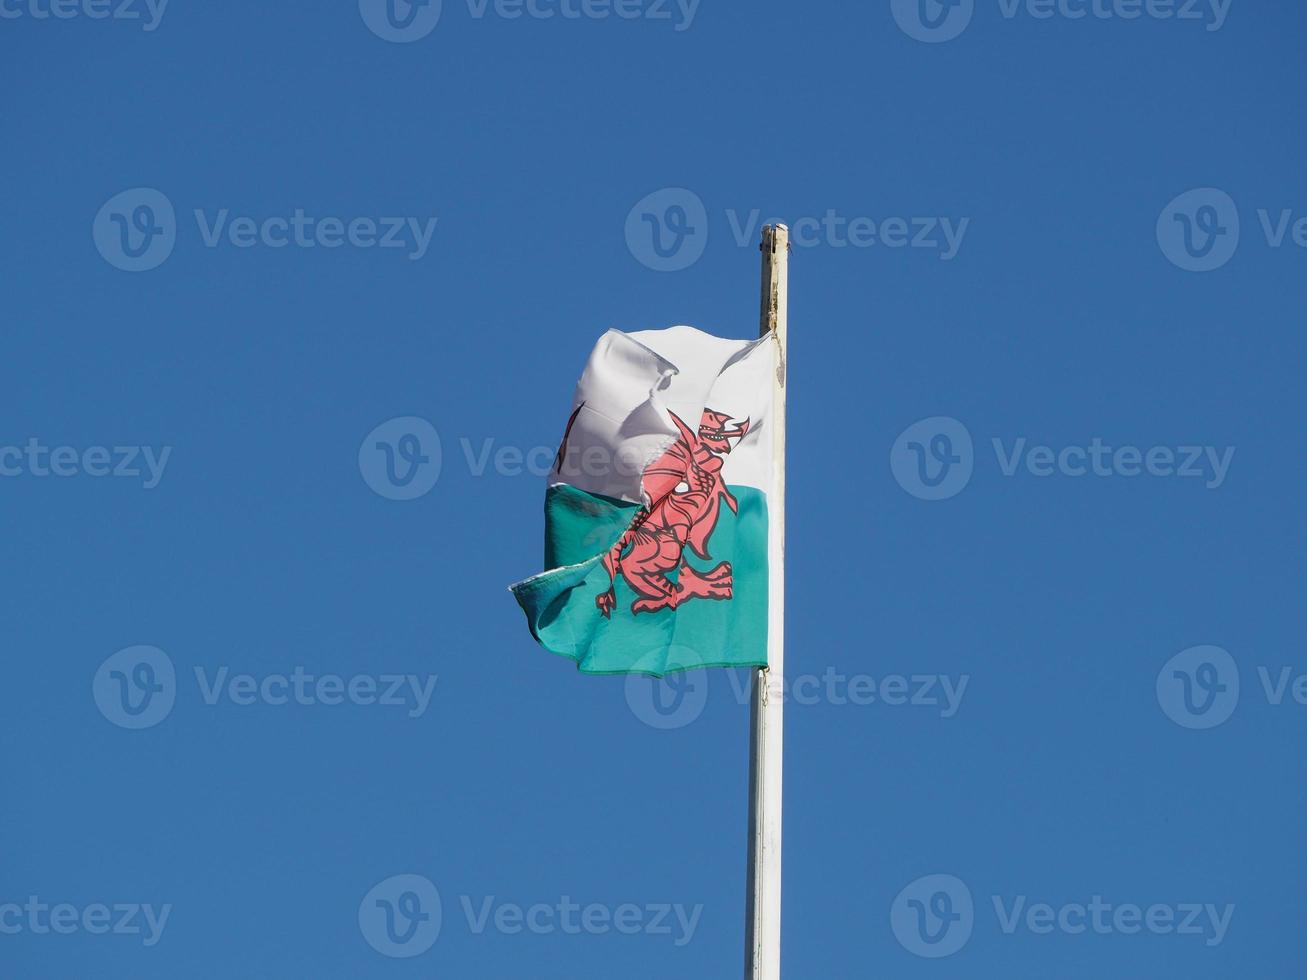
left=551, top=325, right=776, bottom=505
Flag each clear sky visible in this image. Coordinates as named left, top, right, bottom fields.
left=2, top=1, right=1304, bottom=977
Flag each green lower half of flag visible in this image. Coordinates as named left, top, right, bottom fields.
left=512, top=483, right=769, bottom=677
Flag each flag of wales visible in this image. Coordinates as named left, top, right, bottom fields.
left=511, top=325, right=777, bottom=677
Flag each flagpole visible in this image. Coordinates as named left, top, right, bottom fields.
left=745, top=224, right=787, bottom=980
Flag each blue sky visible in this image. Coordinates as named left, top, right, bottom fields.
left=2, top=1, right=1305, bottom=977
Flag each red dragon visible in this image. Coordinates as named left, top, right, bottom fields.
left=594, top=409, right=750, bottom=617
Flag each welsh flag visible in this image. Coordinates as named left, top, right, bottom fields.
left=511, top=325, right=777, bottom=677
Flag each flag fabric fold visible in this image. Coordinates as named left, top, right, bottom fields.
left=511, top=325, right=775, bottom=677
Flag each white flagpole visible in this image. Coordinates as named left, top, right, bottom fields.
left=745, top=224, right=787, bottom=980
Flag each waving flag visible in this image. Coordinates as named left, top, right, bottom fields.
left=511, top=325, right=777, bottom=677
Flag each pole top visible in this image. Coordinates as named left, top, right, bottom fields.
left=758, top=225, right=789, bottom=343
left=760, top=224, right=790, bottom=253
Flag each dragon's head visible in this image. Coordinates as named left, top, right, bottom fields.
left=698, top=409, right=750, bottom=454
